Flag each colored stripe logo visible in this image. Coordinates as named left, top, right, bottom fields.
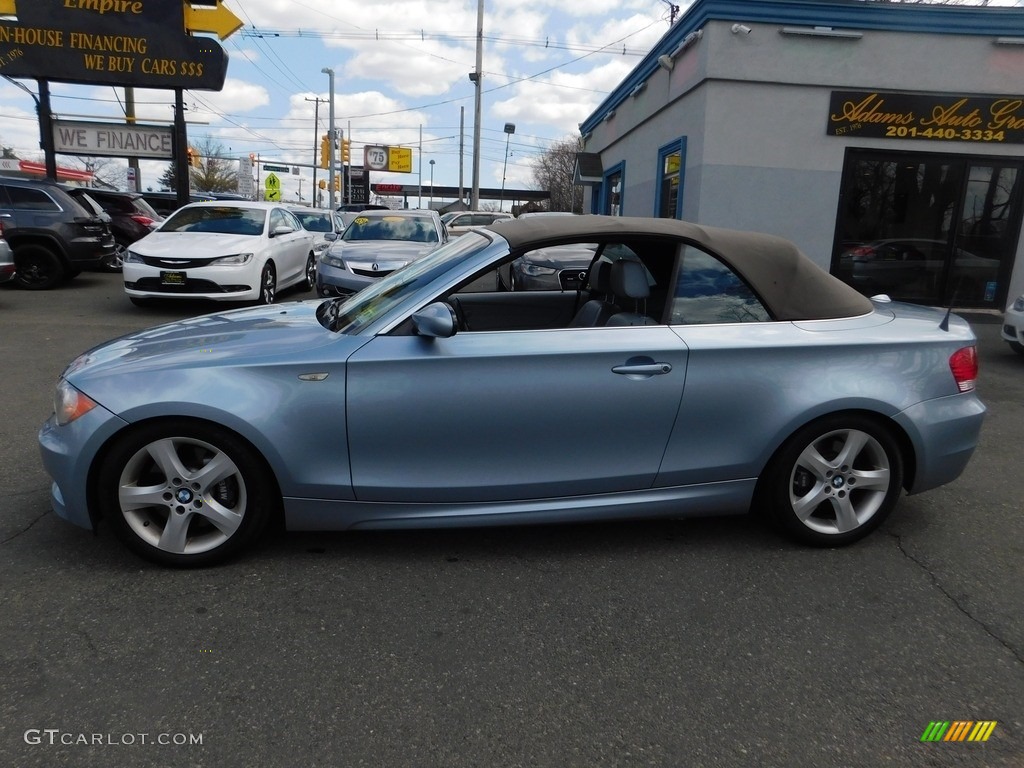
left=921, top=721, right=997, bottom=742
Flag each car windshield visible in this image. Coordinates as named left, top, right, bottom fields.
left=293, top=212, right=332, bottom=232
left=341, top=215, right=438, bottom=244
left=160, top=206, right=266, bottom=236
left=318, top=233, right=489, bottom=334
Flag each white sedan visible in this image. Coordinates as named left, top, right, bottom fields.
left=123, top=201, right=316, bottom=306
left=1002, top=294, right=1024, bottom=356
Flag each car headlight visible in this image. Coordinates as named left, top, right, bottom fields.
left=521, top=263, right=556, bottom=276
left=209, top=253, right=253, bottom=266
left=124, top=250, right=143, bottom=264
left=1013, top=296, right=1024, bottom=312
left=54, top=379, right=98, bottom=426
left=321, top=252, right=345, bottom=269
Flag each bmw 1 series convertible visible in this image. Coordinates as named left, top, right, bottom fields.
left=39, top=216, right=986, bottom=566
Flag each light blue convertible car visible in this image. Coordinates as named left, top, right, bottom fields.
left=39, top=216, right=985, bottom=566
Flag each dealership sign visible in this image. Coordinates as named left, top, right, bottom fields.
left=53, top=119, right=174, bottom=159
left=0, top=0, right=238, bottom=89
left=828, top=91, right=1024, bottom=144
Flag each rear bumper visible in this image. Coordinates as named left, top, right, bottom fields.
left=894, top=392, right=986, bottom=494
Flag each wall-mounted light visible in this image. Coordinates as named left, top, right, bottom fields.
left=670, top=29, right=703, bottom=58
left=780, top=26, right=862, bottom=39
left=994, top=36, right=1024, bottom=45
left=582, top=131, right=593, bottom=141
left=657, top=55, right=674, bottom=72
left=731, top=23, right=751, bottom=35
left=630, top=82, right=646, bottom=98
left=604, top=110, right=616, bottom=122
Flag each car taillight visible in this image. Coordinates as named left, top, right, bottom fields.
left=949, top=346, right=978, bottom=393
left=130, top=215, right=156, bottom=227
left=847, top=246, right=874, bottom=258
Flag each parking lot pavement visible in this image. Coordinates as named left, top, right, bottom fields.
left=1, top=277, right=1022, bottom=767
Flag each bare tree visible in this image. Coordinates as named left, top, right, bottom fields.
left=190, top=138, right=239, bottom=194
left=530, top=135, right=585, bottom=214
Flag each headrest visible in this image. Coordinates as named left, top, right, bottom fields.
left=610, top=259, right=649, bottom=300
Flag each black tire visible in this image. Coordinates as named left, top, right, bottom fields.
left=761, top=414, right=903, bottom=547
left=96, top=420, right=276, bottom=567
left=1009, top=341, right=1024, bottom=357
left=299, top=253, right=316, bottom=292
left=14, top=244, right=65, bottom=290
left=257, top=262, right=276, bottom=305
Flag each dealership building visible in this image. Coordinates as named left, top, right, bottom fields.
left=576, top=0, right=1024, bottom=309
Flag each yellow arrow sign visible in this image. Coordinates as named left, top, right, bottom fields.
left=183, top=1, right=243, bottom=41
left=0, top=0, right=16, bottom=16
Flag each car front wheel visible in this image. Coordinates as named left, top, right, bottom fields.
left=97, top=421, right=275, bottom=567
left=300, top=253, right=316, bottom=291
left=257, top=262, right=276, bottom=304
left=763, top=415, right=903, bottom=547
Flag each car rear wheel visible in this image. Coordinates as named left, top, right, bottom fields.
left=14, top=244, right=65, bottom=290
left=101, top=240, right=128, bottom=272
left=257, top=262, right=276, bottom=304
left=97, top=421, right=275, bottom=567
left=299, top=253, right=316, bottom=291
left=763, top=415, right=903, bottom=546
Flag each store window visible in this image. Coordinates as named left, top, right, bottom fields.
left=656, top=139, right=686, bottom=219
left=602, top=163, right=624, bottom=216
left=832, top=149, right=1023, bottom=308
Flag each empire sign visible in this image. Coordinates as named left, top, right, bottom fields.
left=0, top=0, right=241, bottom=89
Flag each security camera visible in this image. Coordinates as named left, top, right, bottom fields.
left=731, top=23, right=752, bottom=35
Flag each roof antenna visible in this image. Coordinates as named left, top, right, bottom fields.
left=939, top=307, right=952, bottom=332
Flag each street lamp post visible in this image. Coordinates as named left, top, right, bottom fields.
left=321, top=67, right=336, bottom=209
left=429, top=159, right=435, bottom=207
left=500, top=122, right=515, bottom=210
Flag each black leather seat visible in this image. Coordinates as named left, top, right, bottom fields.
left=606, top=259, right=657, bottom=326
left=568, top=260, right=618, bottom=327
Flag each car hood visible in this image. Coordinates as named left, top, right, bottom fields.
left=133, top=231, right=261, bottom=258
left=63, top=301, right=350, bottom=393
left=334, top=240, right=437, bottom=268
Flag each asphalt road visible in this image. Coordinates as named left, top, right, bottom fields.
left=1, top=272, right=1022, bottom=768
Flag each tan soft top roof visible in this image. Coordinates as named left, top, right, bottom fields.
left=487, top=215, right=873, bottom=321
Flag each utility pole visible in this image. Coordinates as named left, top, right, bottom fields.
left=470, top=0, right=483, bottom=210
left=305, top=96, right=328, bottom=207
left=125, top=87, right=140, bottom=191
left=322, top=67, right=336, bottom=209
left=459, top=106, right=465, bottom=206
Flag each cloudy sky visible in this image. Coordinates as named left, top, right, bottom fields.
left=0, top=0, right=678, bottom=206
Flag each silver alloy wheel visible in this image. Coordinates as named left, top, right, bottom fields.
left=788, top=428, right=891, bottom=535
left=259, top=263, right=276, bottom=304
left=103, top=242, right=127, bottom=272
left=117, top=436, right=248, bottom=555
left=303, top=254, right=316, bottom=289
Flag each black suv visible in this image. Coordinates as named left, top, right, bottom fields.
left=65, top=188, right=163, bottom=272
left=0, top=176, right=116, bottom=289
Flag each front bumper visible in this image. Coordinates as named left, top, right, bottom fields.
left=1000, top=305, right=1023, bottom=345
left=38, top=404, right=130, bottom=530
left=316, top=261, right=376, bottom=297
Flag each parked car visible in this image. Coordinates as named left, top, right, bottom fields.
left=288, top=206, right=346, bottom=259
left=444, top=210, right=513, bottom=237
left=66, top=188, right=163, bottom=272
left=1002, top=294, right=1024, bottom=355
left=40, top=215, right=984, bottom=567
left=140, top=191, right=218, bottom=217
left=337, top=203, right=390, bottom=213
left=0, top=175, right=116, bottom=289
left=317, top=209, right=447, bottom=297
left=0, top=221, right=15, bottom=284
left=123, top=201, right=316, bottom=306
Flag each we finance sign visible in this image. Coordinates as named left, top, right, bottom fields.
left=0, top=0, right=237, bottom=90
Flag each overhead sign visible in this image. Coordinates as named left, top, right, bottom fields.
left=363, top=145, right=414, bottom=174
left=52, top=119, right=173, bottom=159
left=828, top=91, right=1024, bottom=145
left=262, top=163, right=289, bottom=172
left=264, top=172, right=281, bottom=202
left=0, top=0, right=234, bottom=90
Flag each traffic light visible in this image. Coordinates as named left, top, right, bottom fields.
left=333, top=177, right=340, bottom=192
left=187, top=147, right=200, bottom=167
left=341, top=138, right=351, bottom=164
left=320, top=134, right=330, bottom=169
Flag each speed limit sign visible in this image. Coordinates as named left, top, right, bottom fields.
left=364, top=146, right=388, bottom=170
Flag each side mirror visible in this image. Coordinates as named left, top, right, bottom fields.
left=270, top=225, right=294, bottom=238
left=412, top=302, right=457, bottom=338
left=323, top=232, right=338, bottom=242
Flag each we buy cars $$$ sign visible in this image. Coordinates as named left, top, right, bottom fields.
left=0, top=0, right=241, bottom=90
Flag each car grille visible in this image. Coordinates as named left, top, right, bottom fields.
left=352, top=268, right=393, bottom=278
left=125, top=278, right=251, bottom=294
left=139, top=256, right=213, bottom=269
left=559, top=268, right=589, bottom=291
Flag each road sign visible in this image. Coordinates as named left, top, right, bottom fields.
left=0, top=0, right=230, bottom=90
left=265, top=172, right=281, bottom=202
left=262, top=164, right=289, bottom=172
left=364, top=146, right=388, bottom=171
left=182, top=1, right=243, bottom=40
